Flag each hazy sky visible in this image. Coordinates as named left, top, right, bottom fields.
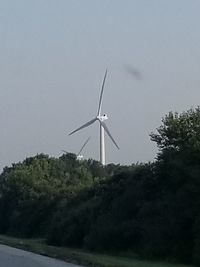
left=0, top=1, right=200, bottom=169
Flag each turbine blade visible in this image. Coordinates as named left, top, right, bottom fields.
left=97, top=69, right=107, bottom=115
left=69, top=118, right=97, bottom=136
left=100, top=121, right=119, bottom=149
left=77, top=136, right=91, bottom=156
left=61, top=150, right=68, bottom=153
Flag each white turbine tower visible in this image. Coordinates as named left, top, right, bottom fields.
left=62, top=136, right=91, bottom=160
left=69, top=70, right=119, bottom=165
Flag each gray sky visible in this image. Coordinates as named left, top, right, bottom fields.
left=0, top=0, right=200, bottom=169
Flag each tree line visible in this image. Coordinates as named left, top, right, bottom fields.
left=0, top=107, right=200, bottom=265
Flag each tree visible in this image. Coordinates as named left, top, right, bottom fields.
left=150, top=107, right=200, bottom=263
left=150, top=107, right=200, bottom=157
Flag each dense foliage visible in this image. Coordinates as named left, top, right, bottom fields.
left=0, top=107, right=200, bottom=265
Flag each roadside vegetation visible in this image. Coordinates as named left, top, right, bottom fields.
left=0, top=107, right=200, bottom=266
left=0, top=235, right=192, bottom=267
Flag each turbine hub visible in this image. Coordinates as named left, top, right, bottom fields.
left=77, top=155, right=83, bottom=160
left=97, top=114, right=108, bottom=121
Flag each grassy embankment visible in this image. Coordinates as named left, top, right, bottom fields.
left=0, top=235, right=193, bottom=267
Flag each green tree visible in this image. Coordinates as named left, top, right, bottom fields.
left=150, top=107, right=200, bottom=263
left=150, top=107, right=200, bottom=157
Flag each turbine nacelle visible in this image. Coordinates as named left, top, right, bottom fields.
left=77, top=154, right=84, bottom=160
left=97, top=114, right=108, bottom=122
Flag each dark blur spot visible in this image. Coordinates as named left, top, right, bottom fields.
left=124, top=65, right=142, bottom=80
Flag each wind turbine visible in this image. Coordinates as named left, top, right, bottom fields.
left=62, top=136, right=91, bottom=160
left=69, top=70, right=119, bottom=165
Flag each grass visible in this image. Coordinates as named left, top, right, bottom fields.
left=0, top=235, right=193, bottom=267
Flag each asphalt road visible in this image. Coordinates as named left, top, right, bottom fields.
left=0, top=244, right=82, bottom=267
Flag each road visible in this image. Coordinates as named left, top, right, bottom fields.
left=0, top=244, right=82, bottom=267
